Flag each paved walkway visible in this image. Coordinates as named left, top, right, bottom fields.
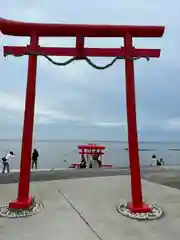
left=1, top=176, right=180, bottom=239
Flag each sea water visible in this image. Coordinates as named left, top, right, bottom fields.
left=0, top=140, right=180, bottom=169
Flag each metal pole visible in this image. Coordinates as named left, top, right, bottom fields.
left=9, top=35, right=38, bottom=209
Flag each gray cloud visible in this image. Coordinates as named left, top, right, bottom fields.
left=0, top=0, right=180, bottom=141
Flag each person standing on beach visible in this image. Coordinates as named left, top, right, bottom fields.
left=92, top=150, right=101, bottom=168
left=160, top=158, right=165, bottom=166
left=150, top=154, right=157, bottom=167
left=31, top=149, right=39, bottom=169
left=80, top=155, right=87, bottom=168
left=1, top=151, right=15, bottom=174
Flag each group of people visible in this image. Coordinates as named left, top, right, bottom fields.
left=150, top=154, right=165, bottom=167
left=1, top=148, right=39, bottom=174
left=79, top=150, right=101, bottom=169
left=1, top=148, right=166, bottom=173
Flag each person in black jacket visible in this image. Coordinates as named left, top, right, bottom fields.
left=80, top=156, right=86, bottom=169
left=160, top=158, right=165, bottom=166
left=31, top=149, right=39, bottom=169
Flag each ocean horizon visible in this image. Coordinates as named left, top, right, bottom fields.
left=0, top=139, right=180, bottom=170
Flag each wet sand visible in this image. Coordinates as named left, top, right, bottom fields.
left=142, top=170, right=180, bottom=190
left=0, top=168, right=131, bottom=184
left=1, top=166, right=180, bottom=189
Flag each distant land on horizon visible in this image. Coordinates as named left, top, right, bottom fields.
left=0, top=138, right=180, bottom=144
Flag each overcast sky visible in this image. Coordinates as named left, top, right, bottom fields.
left=0, top=0, right=180, bottom=141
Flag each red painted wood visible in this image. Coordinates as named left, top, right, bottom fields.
left=0, top=18, right=164, bottom=37
left=0, top=17, right=165, bottom=212
left=4, top=46, right=161, bottom=58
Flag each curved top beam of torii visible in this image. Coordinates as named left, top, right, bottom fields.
left=0, top=17, right=165, bottom=38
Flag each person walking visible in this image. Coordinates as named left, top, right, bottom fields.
left=31, top=149, right=39, bottom=169
left=1, top=151, right=15, bottom=174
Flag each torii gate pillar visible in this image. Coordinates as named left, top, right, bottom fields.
left=124, top=33, right=148, bottom=212
left=9, top=35, right=39, bottom=209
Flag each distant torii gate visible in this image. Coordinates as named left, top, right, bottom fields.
left=78, top=144, right=106, bottom=167
left=0, top=18, right=164, bottom=213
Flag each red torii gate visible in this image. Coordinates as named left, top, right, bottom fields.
left=0, top=18, right=164, bottom=213
left=77, top=144, right=106, bottom=167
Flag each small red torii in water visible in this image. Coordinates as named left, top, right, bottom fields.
left=0, top=17, right=164, bottom=214
left=71, top=144, right=112, bottom=168
left=78, top=144, right=105, bottom=156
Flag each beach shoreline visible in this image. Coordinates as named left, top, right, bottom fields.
left=1, top=166, right=180, bottom=189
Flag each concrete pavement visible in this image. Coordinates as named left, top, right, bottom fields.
left=1, top=176, right=180, bottom=239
